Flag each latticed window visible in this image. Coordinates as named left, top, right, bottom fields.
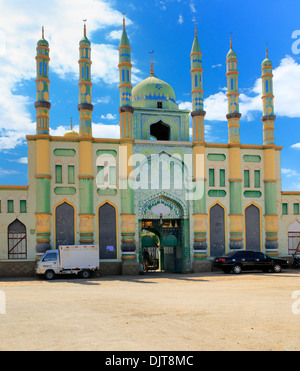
left=8, top=219, right=27, bottom=259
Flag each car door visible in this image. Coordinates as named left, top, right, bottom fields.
left=255, top=252, right=271, bottom=271
left=243, top=251, right=256, bottom=271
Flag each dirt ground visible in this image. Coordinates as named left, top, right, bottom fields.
left=0, top=270, right=299, bottom=351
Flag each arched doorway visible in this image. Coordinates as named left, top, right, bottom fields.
left=98, top=202, right=117, bottom=259
left=150, top=121, right=170, bottom=141
left=8, top=219, right=27, bottom=259
left=138, top=193, right=188, bottom=273
left=288, top=221, right=300, bottom=255
left=55, top=202, right=75, bottom=247
left=245, top=204, right=261, bottom=251
left=210, top=203, right=226, bottom=257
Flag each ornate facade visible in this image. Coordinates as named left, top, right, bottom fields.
left=0, top=20, right=299, bottom=277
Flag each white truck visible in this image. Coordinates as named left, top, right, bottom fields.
left=35, top=245, right=100, bottom=280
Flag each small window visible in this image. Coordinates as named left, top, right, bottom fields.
left=244, top=170, right=250, bottom=188
left=68, top=165, right=75, bottom=184
left=122, top=69, right=125, bottom=82
left=7, top=200, right=14, bottom=213
left=219, top=169, right=225, bottom=187
left=157, top=102, right=163, bottom=109
left=209, top=169, right=215, bottom=187
left=97, top=166, right=104, bottom=185
left=44, top=62, right=47, bottom=76
left=294, top=203, right=300, bottom=215
left=20, top=200, right=27, bottom=213
left=254, top=170, right=260, bottom=188
left=282, top=203, right=288, bottom=215
left=86, top=65, right=89, bottom=80
left=55, top=165, right=62, bottom=184
left=109, top=166, right=117, bottom=186
left=195, top=75, right=198, bottom=87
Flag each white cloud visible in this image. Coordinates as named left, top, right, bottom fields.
left=100, top=113, right=116, bottom=120
left=178, top=14, right=184, bottom=25
left=92, top=123, right=120, bottom=138
left=291, top=143, right=300, bottom=150
left=212, top=64, right=222, bottom=68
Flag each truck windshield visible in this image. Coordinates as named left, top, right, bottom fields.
left=43, top=252, right=58, bottom=262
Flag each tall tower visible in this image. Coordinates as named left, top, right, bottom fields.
left=261, top=47, right=278, bottom=255
left=118, top=17, right=137, bottom=273
left=226, top=38, right=243, bottom=250
left=190, top=25, right=208, bottom=270
left=78, top=22, right=94, bottom=245
left=34, top=27, right=51, bottom=255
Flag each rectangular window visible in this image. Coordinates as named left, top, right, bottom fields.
left=244, top=170, right=250, bottom=188
left=7, top=200, right=14, bottom=213
left=209, top=168, right=215, bottom=187
left=55, top=165, right=62, bottom=184
left=282, top=203, right=288, bottom=215
left=68, top=165, right=75, bottom=184
left=109, top=166, right=117, bottom=186
left=219, top=169, right=225, bottom=187
left=157, top=102, right=162, bottom=109
left=254, top=170, right=261, bottom=188
left=97, top=166, right=104, bottom=185
left=20, top=200, right=27, bottom=213
left=294, top=203, right=300, bottom=215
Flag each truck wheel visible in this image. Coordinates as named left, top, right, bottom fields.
left=45, top=270, right=55, bottom=280
left=81, top=270, right=90, bottom=279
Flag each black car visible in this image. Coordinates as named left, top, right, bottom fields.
left=213, top=250, right=290, bottom=274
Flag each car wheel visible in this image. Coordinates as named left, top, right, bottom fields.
left=273, top=264, right=282, bottom=273
left=233, top=264, right=242, bottom=275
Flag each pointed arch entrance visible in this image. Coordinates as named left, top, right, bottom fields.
left=245, top=203, right=261, bottom=251
left=55, top=201, right=75, bottom=247
left=288, top=221, right=300, bottom=255
left=209, top=203, right=226, bottom=257
left=138, top=192, right=189, bottom=273
left=8, top=219, right=27, bottom=259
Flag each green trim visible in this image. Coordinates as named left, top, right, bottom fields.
left=7, top=199, right=14, bottom=213
left=220, top=169, right=225, bottom=187
left=208, top=189, right=226, bottom=197
left=243, top=155, right=261, bottom=163
left=55, top=164, right=62, bottom=184
left=244, top=169, right=250, bottom=188
left=96, top=149, right=117, bottom=157
left=230, top=182, right=242, bottom=214
left=264, top=182, right=276, bottom=214
left=54, top=149, right=76, bottom=157
left=54, top=187, right=76, bottom=195
left=20, top=200, right=27, bottom=213
left=244, top=190, right=262, bottom=198
left=97, top=188, right=117, bottom=196
left=79, top=178, right=93, bottom=214
left=36, top=178, right=50, bottom=213
left=282, top=203, right=288, bottom=215
left=207, top=153, right=226, bottom=161
left=209, top=168, right=215, bottom=187
left=68, top=165, right=75, bottom=184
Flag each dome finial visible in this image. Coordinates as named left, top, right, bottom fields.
left=122, top=12, right=126, bottom=30
left=71, top=117, right=73, bottom=131
left=149, top=50, right=154, bottom=75
left=83, top=19, right=87, bottom=37
left=266, top=42, right=268, bottom=58
left=230, top=32, right=233, bottom=49
left=42, top=26, right=44, bottom=39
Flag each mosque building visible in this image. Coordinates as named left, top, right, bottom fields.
left=0, top=19, right=299, bottom=277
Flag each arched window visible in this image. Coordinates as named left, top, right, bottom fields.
left=86, top=65, right=89, bottom=79
left=8, top=219, right=27, bottom=259
left=44, top=62, right=47, bottom=76
left=150, top=121, right=170, bottom=141
left=210, top=204, right=225, bottom=257
left=195, top=74, right=198, bottom=87
left=39, top=61, right=43, bottom=76
left=98, top=203, right=117, bottom=259
left=55, top=202, right=75, bottom=247
left=266, top=80, right=269, bottom=93
left=122, top=69, right=125, bottom=82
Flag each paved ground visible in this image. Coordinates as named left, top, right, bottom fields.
left=0, top=270, right=299, bottom=351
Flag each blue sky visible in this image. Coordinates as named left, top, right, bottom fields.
left=0, top=0, right=300, bottom=190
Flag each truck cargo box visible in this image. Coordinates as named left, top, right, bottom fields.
left=59, top=245, right=99, bottom=270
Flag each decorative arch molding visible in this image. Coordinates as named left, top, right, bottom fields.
left=138, top=191, right=188, bottom=220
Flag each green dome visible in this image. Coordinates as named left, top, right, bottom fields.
left=37, top=38, right=49, bottom=48
left=132, top=74, right=178, bottom=110
left=80, top=35, right=91, bottom=46
left=226, top=48, right=237, bottom=60
left=262, top=57, right=272, bottom=67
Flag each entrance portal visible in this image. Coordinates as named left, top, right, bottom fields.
left=141, top=219, right=182, bottom=273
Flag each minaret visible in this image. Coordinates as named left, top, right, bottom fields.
left=118, top=17, right=137, bottom=273
left=261, top=47, right=278, bottom=255
left=34, top=27, right=51, bottom=256
left=78, top=21, right=94, bottom=245
left=190, top=25, right=208, bottom=270
left=226, top=37, right=243, bottom=250
left=78, top=21, right=93, bottom=137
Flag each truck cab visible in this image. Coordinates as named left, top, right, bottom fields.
left=36, top=250, right=60, bottom=279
